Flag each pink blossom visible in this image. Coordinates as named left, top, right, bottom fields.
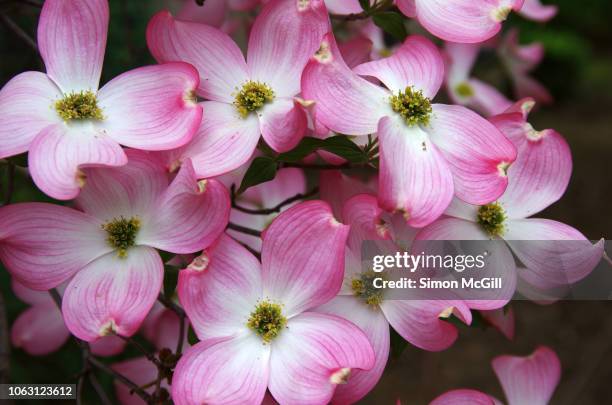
left=0, top=0, right=202, bottom=200
left=146, top=0, right=329, bottom=177
left=444, top=42, right=513, bottom=117
left=417, top=99, right=604, bottom=293
left=396, top=0, right=524, bottom=43
left=518, top=0, right=558, bottom=22
left=172, top=202, right=375, bottom=404
left=302, top=34, right=517, bottom=227
left=0, top=150, right=229, bottom=342
left=430, top=346, right=561, bottom=405
left=10, top=279, right=125, bottom=356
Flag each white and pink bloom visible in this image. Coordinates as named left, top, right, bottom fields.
left=172, top=202, right=375, bottom=404
left=430, top=346, right=561, bottom=405
left=417, top=99, right=604, bottom=293
left=302, top=34, right=517, bottom=227
left=0, top=0, right=202, bottom=200
left=396, top=0, right=524, bottom=43
left=146, top=0, right=329, bottom=177
left=0, top=150, right=229, bottom=342
left=518, top=0, right=558, bottom=22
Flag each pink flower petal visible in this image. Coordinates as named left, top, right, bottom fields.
left=427, top=104, right=517, bottom=205
left=301, top=33, right=389, bottom=135
left=11, top=279, right=52, bottom=306
left=504, top=219, right=604, bottom=288
left=378, top=116, right=454, bottom=228
left=259, top=98, right=307, bottom=152
left=113, top=357, right=165, bottom=405
left=325, top=0, right=364, bottom=14
left=90, top=335, right=127, bottom=357
left=164, top=101, right=261, bottom=178
left=147, top=11, right=249, bottom=102
left=176, top=0, right=227, bottom=26
left=0, top=203, right=110, bottom=290
left=97, top=63, right=201, bottom=150
left=76, top=149, right=168, bottom=222
left=343, top=194, right=392, bottom=252
left=247, top=0, right=329, bottom=97
left=242, top=167, right=307, bottom=208
left=177, top=234, right=262, bottom=340
left=11, top=305, right=69, bottom=356
left=320, top=170, right=375, bottom=221
left=261, top=201, right=349, bottom=316
left=62, top=246, right=163, bottom=341
left=139, top=161, right=229, bottom=253
left=338, top=36, right=374, bottom=69
left=519, top=0, right=558, bottom=22
left=416, top=216, right=489, bottom=240
left=397, top=0, right=417, bottom=17
left=353, top=35, right=444, bottom=98
left=430, top=389, right=497, bottom=405
left=315, top=296, right=390, bottom=404
left=0, top=72, right=62, bottom=159
left=467, top=79, right=514, bottom=117
left=480, top=307, right=515, bottom=340
left=268, top=312, right=375, bottom=405
left=492, top=346, right=561, bottom=405
left=37, top=0, right=108, bottom=92
left=172, top=336, right=270, bottom=405
left=28, top=124, right=127, bottom=200
left=413, top=0, right=524, bottom=43
left=143, top=307, right=188, bottom=351
left=445, top=42, right=479, bottom=88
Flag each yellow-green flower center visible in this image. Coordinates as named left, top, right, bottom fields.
left=233, top=81, right=275, bottom=118
left=390, top=86, right=432, bottom=127
left=351, top=271, right=384, bottom=307
left=477, top=203, right=506, bottom=237
left=102, top=216, right=141, bottom=258
left=455, top=82, right=474, bottom=98
left=247, top=300, right=286, bottom=343
left=55, top=90, right=104, bottom=122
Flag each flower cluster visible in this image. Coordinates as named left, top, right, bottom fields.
left=0, top=0, right=605, bottom=404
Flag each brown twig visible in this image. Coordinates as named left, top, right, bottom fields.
left=0, top=13, right=38, bottom=54
left=88, top=356, right=152, bottom=403
left=0, top=290, right=10, bottom=385
left=117, top=335, right=162, bottom=368
left=227, top=222, right=262, bottom=237
left=231, top=186, right=319, bottom=215
left=157, top=293, right=186, bottom=318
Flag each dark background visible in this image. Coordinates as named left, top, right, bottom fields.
left=0, top=0, right=611, bottom=403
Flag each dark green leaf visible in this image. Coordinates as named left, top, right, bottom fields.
left=321, top=136, right=368, bottom=163
left=163, top=267, right=179, bottom=297
left=390, top=327, right=408, bottom=359
left=187, top=325, right=199, bottom=345
left=276, top=137, right=324, bottom=163
left=237, top=157, right=278, bottom=193
left=359, top=0, right=371, bottom=11
left=373, top=11, right=408, bottom=41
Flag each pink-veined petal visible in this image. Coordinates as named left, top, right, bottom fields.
left=113, top=357, right=161, bottom=405
left=0, top=203, right=110, bottom=290
left=353, top=35, right=444, bottom=98
left=325, top=0, right=365, bottom=14
left=430, top=389, right=497, bottom=405
left=504, top=219, right=604, bottom=288
left=466, top=79, right=514, bottom=117
left=343, top=194, right=391, bottom=252
left=247, top=0, right=329, bottom=97
left=11, top=305, right=69, bottom=356
left=139, top=161, right=229, bottom=253
left=397, top=0, right=417, bottom=17
left=268, top=312, right=375, bottom=405
left=519, top=0, right=558, bottom=22
left=28, top=124, right=127, bottom=200
left=62, top=247, right=163, bottom=341
left=37, top=0, right=108, bottom=92
left=147, top=11, right=248, bottom=102
left=480, top=307, right=515, bottom=340
left=492, top=346, right=561, bottom=405
left=176, top=0, right=227, bottom=26
left=427, top=104, right=517, bottom=205
left=172, top=336, right=270, bottom=405
left=301, top=33, right=390, bottom=135
left=241, top=167, right=307, bottom=208
left=320, top=170, right=375, bottom=221
left=315, top=296, right=390, bottom=404
left=259, top=97, right=307, bottom=152
left=11, top=279, right=52, bottom=306
left=378, top=116, right=454, bottom=228
left=97, top=63, right=201, bottom=150
left=90, top=335, right=126, bottom=357
left=338, top=36, right=373, bottom=69
left=0, top=72, right=62, bottom=158
left=445, top=42, right=479, bottom=88
left=164, top=101, right=261, bottom=178
left=414, top=0, right=524, bottom=44
left=261, top=201, right=349, bottom=316
left=177, top=234, right=262, bottom=340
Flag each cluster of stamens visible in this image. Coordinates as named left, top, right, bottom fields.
left=247, top=300, right=287, bottom=343
left=54, top=90, right=104, bottom=122
left=351, top=271, right=384, bottom=307
left=102, top=216, right=141, bottom=258
left=390, top=86, right=432, bottom=127
left=477, top=203, right=506, bottom=237
left=233, top=81, right=275, bottom=118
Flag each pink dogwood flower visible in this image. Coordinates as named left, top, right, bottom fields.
left=0, top=0, right=202, bottom=200
left=518, top=0, right=558, bottom=22
left=445, top=41, right=513, bottom=117
left=0, top=150, right=229, bottom=342
left=396, top=0, right=524, bottom=43
left=302, top=34, right=517, bottom=227
left=417, top=99, right=604, bottom=293
left=430, top=346, right=561, bottom=405
left=146, top=0, right=329, bottom=178
left=10, top=279, right=125, bottom=357
left=172, top=202, right=375, bottom=404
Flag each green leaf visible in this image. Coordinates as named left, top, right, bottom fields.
left=187, top=325, right=199, bottom=345
left=359, top=0, right=371, bottom=11
left=389, top=328, right=408, bottom=359
left=321, top=136, right=368, bottom=163
left=373, top=11, right=408, bottom=41
left=237, top=157, right=278, bottom=193
left=276, top=137, right=324, bottom=163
